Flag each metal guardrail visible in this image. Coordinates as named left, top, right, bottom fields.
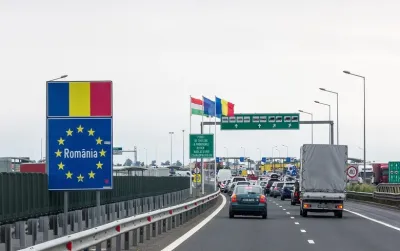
left=19, top=190, right=221, bottom=251
left=376, top=183, right=400, bottom=193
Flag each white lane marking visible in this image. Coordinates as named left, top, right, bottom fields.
left=283, top=209, right=286, bottom=211
left=301, top=229, right=306, bottom=233
left=308, top=240, right=315, bottom=244
left=344, top=209, right=400, bottom=232
left=295, top=222, right=299, bottom=225
left=290, top=216, right=295, bottom=219
left=161, top=194, right=227, bottom=251
left=279, top=206, right=282, bottom=207
left=286, top=212, right=290, bottom=214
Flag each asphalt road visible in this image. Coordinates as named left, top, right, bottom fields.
left=171, top=194, right=400, bottom=251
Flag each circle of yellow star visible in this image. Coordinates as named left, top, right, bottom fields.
left=58, top=162, right=65, bottom=170
left=88, top=171, right=95, bottom=179
left=57, top=137, right=65, bottom=145
left=96, top=161, right=103, bottom=169
left=99, top=149, right=106, bottom=157
left=96, top=137, right=103, bottom=145
left=77, top=174, right=84, bottom=182
left=55, top=149, right=62, bottom=157
left=88, top=128, right=95, bottom=136
left=66, top=171, right=73, bottom=179
left=66, top=128, right=73, bottom=136
left=77, top=125, right=84, bottom=133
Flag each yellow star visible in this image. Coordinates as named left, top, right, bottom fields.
left=57, top=137, right=65, bottom=145
left=77, top=174, right=84, bottom=182
left=58, top=162, right=65, bottom=170
left=88, top=171, right=95, bottom=179
left=77, top=125, right=84, bottom=133
left=96, top=137, right=103, bottom=145
left=96, top=161, right=103, bottom=169
left=88, top=128, right=95, bottom=136
left=66, top=171, right=73, bottom=179
left=66, top=128, right=73, bottom=136
left=55, top=149, right=62, bottom=157
left=99, top=149, right=106, bottom=157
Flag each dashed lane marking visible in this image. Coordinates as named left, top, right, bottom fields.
left=301, top=229, right=306, bottom=233
left=286, top=212, right=290, bottom=214
left=295, top=222, right=299, bottom=225
left=290, top=216, right=295, bottom=219
left=308, top=240, right=315, bottom=244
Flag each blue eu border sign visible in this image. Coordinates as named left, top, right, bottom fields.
left=47, top=118, right=113, bottom=190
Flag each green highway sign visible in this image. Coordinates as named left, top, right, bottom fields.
left=389, top=161, right=400, bottom=183
left=220, top=113, right=300, bottom=130
left=113, top=147, right=123, bottom=155
left=190, top=134, right=214, bottom=159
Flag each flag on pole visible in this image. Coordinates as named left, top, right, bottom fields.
left=215, top=97, right=235, bottom=118
left=190, top=97, right=203, bottom=116
left=202, top=96, right=216, bottom=117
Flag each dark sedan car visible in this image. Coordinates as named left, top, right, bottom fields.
left=229, top=185, right=267, bottom=219
left=280, top=184, right=294, bottom=200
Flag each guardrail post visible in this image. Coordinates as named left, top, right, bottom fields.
left=69, top=212, right=75, bottom=232
left=106, top=239, right=112, bottom=250
left=16, top=221, right=26, bottom=248
left=152, top=222, right=157, bottom=237
left=124, top=231, right=130, bottom=250
left=77, top=210, right=83, bottom=232
left=132, top=229, right=138, bottom=246
left=32, top=219, right=38, bottom=245
left=158, top=219, right=162, bottom=235
left=162, top=219, right=167, bottom=232
left=1, top=224, right=12, bottom=251
left=42, top=217, right=49, bottom=242
left=139, top=227, right=144, bottom=243
left=145, top=224, right=151, bottom=240
left=116, top=233, right=122, bottom=251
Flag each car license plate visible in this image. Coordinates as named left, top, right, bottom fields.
left=242, top=198, right=255, bottom=202
left=317, top=204, right=327, bottom=209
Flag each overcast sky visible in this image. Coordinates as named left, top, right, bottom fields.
left=1, top=0, right=399, bottom=164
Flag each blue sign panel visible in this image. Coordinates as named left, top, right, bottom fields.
left=285, top=157, right=291, bottom=163
left=47, top=118, right=113, bottom=190
left=240, top=157, right=245, bottom=162
left=262, top=157, right=267, bottom=163
left=216, top=157, right=220, bottom=163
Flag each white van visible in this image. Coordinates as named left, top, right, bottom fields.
left=217, top=169, right=232, bottom=183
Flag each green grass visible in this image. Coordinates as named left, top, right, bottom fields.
left=346, top=183, right=376, bottom=193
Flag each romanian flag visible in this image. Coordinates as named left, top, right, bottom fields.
left=47, top=81, right=112, bottom=117
left=215, top=96, right=234, bottom=118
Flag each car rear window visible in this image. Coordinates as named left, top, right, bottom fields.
left=233, top=177, right=246, bottom=182
left=277, top=183, right=284, bottom=188
left=237, top=181, right=250, bottom=186
left=236, top=186, right=262, bottom=194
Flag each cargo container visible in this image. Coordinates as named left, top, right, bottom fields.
left=20, top=163, right=45, bottom=173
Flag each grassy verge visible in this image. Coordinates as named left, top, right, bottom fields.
left=346, top=183, right=376, bottom=193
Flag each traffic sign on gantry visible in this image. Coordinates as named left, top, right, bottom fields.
left=189, top=134, right=214, bottom=158
left=220, top=113, right=300, bottom=130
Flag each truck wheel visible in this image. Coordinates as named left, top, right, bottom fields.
left=302, top=210, right=308, bottom=217
left=280, top=197, right=284, bottom=201
left=335, top=211, right=343, bottom=218
left=291, top=200, right=295, bottom=206
left=229, top=211, right=234, bottom=218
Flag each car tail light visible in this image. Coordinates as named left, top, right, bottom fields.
left=267, top=184, right=271, bottom=188
left=303, top=203, right=311, bottom=208
left=294, top=191, right=298, bottom=197
left=260, top=195, right=266, bottom=203
left=274, top=187, right=278, bottom=190
left=336, top=204, right=343, bottom=209
left=231, top=194, right=237, bottom=203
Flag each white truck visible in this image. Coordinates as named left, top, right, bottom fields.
left=299, top=144, right=347, bottom=218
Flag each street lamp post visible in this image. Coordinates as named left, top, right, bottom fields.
left=282, top=145, right=288, bottom=158
left=314, top=101, right=332, bottom=144
left=272, top=145, right=277, bottom=172
left=182, top=129, right=185, bottom=167
left=320, top=88, right=339, bottom=144
left=274, top=148, right=281, bottom=169
left=298, top=110, right=314, bottom=144
left=344, top=70, right=366, bottom=182
left=169, top=132, right=174, bottom=165
left=144, top=148, right=148, bottom=167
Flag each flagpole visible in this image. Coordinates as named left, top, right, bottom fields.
left=214, top=96, right=217, bottom=191
left=201, top=111, right=204, bottom=195
left=189, top=95, right=193, bottom=195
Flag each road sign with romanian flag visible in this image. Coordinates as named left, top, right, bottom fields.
left=46, top=81, right=113, bottom=190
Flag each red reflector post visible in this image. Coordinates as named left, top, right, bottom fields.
left=66, top=241, right=72, bottom=251
left=194, top=202, right=198, bottom=206
left=184, top=205, right=188, bottom=209
left=169, top=210, right=173, bottom=214
left=147, top=216, right=152, bottom=222
left=115, top=225, right=121, bottom=232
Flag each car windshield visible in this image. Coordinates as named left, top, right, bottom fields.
left=236, top=186, right=262, bottom=195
